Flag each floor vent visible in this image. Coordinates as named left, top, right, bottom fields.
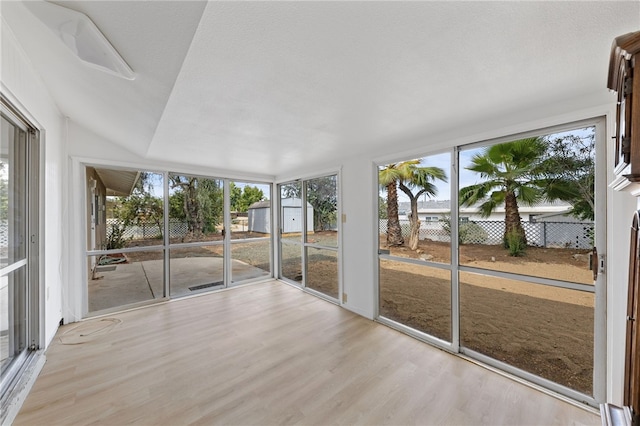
left=189, top=281, right=224, bottom=291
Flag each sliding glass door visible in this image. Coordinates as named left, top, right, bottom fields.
left=0, top=100, right=39, bottom=403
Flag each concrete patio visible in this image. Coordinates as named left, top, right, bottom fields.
left=88, top=257, right=269, bottom=313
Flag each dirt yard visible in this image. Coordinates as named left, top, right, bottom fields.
left=380, top=238, right=595, bottom=395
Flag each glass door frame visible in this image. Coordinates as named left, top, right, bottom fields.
left=277, top=180, right=304, bottom=287
left=277, top=172, right=342, bottom=304
left=375, top=116, right=607, bottom=406
left=0, top=96, right=40, bottom=404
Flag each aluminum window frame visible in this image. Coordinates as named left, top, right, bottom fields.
left=374, top=117, right=607, bottom=407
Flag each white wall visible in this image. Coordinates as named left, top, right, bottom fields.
left=1, top=18, right=67, bottom=347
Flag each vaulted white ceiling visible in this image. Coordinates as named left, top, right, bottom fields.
left=2, top=1, right=639, bottom=177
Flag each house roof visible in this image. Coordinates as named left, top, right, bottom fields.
left=400, top=199, right=573, bottom=213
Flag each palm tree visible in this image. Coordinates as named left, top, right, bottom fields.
left=398, top=161, right=447, bottom=250
left=379, top=164, right=405, bottom=246
left=460, top=137, right=555, bottom=247
left=380, top=161, right=447, bottom=250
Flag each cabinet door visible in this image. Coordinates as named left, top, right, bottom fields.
left=625, top=211, right=640, bottom=421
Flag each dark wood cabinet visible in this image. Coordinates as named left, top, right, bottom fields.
left=608, top=31, right=640, bottom=183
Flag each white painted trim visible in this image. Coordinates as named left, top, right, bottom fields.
left=371, top=161, right=381, bottom=320
left=73, top=155, right=275, bottom=184
left=1, top=352, right=46, bottom=426
left=372, top=101, right=615, bottom=168
left=275, top=166, right=343, bottom=185
left=593, top=115, right=608, bottom=403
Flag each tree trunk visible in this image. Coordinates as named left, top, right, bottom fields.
left=408, top=196, right=420, bottom=250
left=503, top=190, right=526, bottom=247
left=183, top=178, right=203, bottom=237
left=386, top=182, right=404, bottom=246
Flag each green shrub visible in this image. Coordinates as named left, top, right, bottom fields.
left=459, top=222, right=488, bottom=244
left=505, top=229, right=526, bottom=257
left=105, top=223, right=130, bottom=250
left=440, top=216, right=487, bottom=244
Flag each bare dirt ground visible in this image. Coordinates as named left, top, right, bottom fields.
left=380, top=238, right=594, bottom=395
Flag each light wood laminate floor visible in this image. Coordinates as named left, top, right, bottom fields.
left=16, top=280, right=599, bottom=425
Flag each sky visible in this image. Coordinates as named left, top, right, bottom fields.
left=382, top=126, right=595, bottom=203
left=382, top=150, right=482, bottom=203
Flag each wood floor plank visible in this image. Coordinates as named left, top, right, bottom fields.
left=15, top=280, right=599, bottom=425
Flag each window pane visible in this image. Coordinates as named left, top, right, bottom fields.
left=306, top=247, right=338, bottom=299
left=231, top=239, right=270, bottom=283
left=0, top=266, right=27, bottom=375
left=230, top=181, right=271, bottom=240
left=168, top=174, right=223, bottom=243
left=229, top=180, right=272, bottom=282
left=379, top=259, right=451, bottom=342
left=305, top=175, right=338, bottom=248
left=279, top=182, right=305, bottom=242
left=170, top=245, right=224, bottom=298
left=1, top=116, right=27, bottom=265
left=379, top=153, right=451, bottom=264
left=280, top=241, right=302, bottom=284
left=460, top=271, right=594, bottom=395
left=458, top=128, right=595, bottom=285
left=87, top=168, right=164, bottom=250
left=88, top=250, right=164, bottom=313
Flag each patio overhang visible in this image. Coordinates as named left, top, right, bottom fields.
left=94, top=168, right=140, bottom=196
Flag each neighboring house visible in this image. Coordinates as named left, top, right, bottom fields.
left=398, top=200, right=578, bottom=223
left=393, top=200, right=592, bottom=248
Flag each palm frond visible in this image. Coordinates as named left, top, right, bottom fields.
left=459, top=180, right=500, bottom=207
left=379, top=165, right=403, bottom=186
left=478, top=196, right=500, bottom=218
left=415, top=182, right=439, bottom=199
left=516, top=184, right=543, bottom=206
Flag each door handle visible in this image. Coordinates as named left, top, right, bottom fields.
left=589, top=246, right=605, bottom=280
left=590, top=246, right=598, bottom=280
